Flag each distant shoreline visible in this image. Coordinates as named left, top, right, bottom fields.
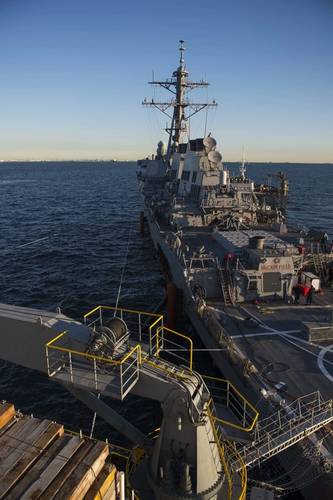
left=0, top=160, right=331, bottom=166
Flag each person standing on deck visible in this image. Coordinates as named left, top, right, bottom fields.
left=306, top=285, right=315, bottom=305
left=294, top=286, right=301, bottom=305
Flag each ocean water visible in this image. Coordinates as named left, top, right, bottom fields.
left=0, top=161, right=332, bottom=444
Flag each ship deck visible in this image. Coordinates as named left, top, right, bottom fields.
left=208, top=293, right=333, bottom=403
left=0, top=401, right=119, bottom=499
left=148, top=206, right=333, bottom=406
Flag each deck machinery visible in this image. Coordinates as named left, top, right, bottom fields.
left=0, top=302, right=332, bottom=499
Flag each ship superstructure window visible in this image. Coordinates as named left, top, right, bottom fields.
left=178, top=143, right=187, bottom=153
left=192, top=172, right=197, bottom=183
left=181, top=171, right=190, bottom=181
left=190, top=184, right=201, bottom=200
left=263, top=272, right=281, bottom=293
left=248, top=276, right=257, bottom=291
left=189, top=138, right=205, bottom=152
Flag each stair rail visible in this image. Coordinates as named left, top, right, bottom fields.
left=238, top=391, right=333, bottom=469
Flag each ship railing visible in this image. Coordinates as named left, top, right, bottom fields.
left=251, top=390, right=325, bottom=442
left=188, top=256, right=219, bottom=271
left=155, top=325, right=193, bottom=371
left=239, top=391, right=333, bottom=468
left=204, top=375, right=259, bottom=433
left=235, top=258, right=246, bottom=272
left=172, top=196, right=185, bottom=207
left=207, top=403, right=247, bottom=500
left=83, top=304, right=193, bottom=370
left=45, top=330, right=142, bottom=400
left=83, top=305, right=164, bottom=355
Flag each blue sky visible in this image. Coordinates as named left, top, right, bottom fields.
left=0, top=0, right=332, bottom=162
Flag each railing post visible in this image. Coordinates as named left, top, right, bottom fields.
left=120, top=364, right=123, bottom=400
left=69, top=352, right=73, bottom=383
left=243, top=400, right=246, bottom=428
left=93, top=358, right=98, bottom=391
left=227, top=381, right=230, bottom=408
left=137, top=347, right=140, bottom=377
left=45, top=347, right=50, bottom=376
left=99, top=306, right=103, bottom=327
left=138, top=313, right=142, bottom=342
left=149, top=326, right=152, bottom=355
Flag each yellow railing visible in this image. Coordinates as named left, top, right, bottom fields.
left=84, top=304, right=162, bottom=319
left=204, top=375, right=259, bottom=433
left=83, top=304, right=193, bottom=371
left=46, top=330, right=142, bottom=367
left=149, top=314, right=164, bottom=355
left=156, top=325, right=193, bottom=371
left=207, top=405, right=247, bottom=500
left=83, top=304, right=163, bottom=353
left=46, top=330, right=142, bottom=399
left=207, top=404, right=232, bottom=498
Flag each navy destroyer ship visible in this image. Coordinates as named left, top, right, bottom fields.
left=138, top=41, right=333, bottom=498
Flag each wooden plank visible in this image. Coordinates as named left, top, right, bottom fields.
left=98, top=482, right=118, bottom=500
left=0, top=421, right=63, bottom=498
left=54, top=442, right=109, bottom=500
left=0, top=419, right=50, bottom=476
left=0, top=416, right=18, bottom=441
left=0, top=417, right=43, bottom=466
left=84, top=464, right=117, bottom=500
left=36, top=441, right=95, bottom=500
left=7, top=436, right=71, bottom=499
left=19, top=436, right=83, bottom=499
left=0, top=417, right=36, bottom=453
left=0, top=403, right=15, bottom=430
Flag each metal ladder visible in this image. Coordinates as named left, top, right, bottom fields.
left=312, top=253, right=326, bottom=278
left=219, top=268, right=234, bottom=306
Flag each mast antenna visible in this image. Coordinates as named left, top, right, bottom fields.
left=240, top=145, right=246, bottom=180
left=179, top=39, right=185, bottom=67
left=142, top=40, right=217, bottom=164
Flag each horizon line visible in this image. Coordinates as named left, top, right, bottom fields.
left=0, top=159, right=332, bottom=165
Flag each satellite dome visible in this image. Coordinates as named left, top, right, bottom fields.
left=208, top=150, right=222, bottom=164
left=203, top=136, right=217, bottom=151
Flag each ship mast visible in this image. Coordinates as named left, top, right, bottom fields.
left=143, top=40, right=217, bottom=164
left=240, top=145, right=247, bottom=179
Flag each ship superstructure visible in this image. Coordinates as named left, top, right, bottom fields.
left=138, top=41, right=287, bottom=232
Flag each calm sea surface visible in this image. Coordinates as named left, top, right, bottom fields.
left=0, top=161, right=332, bottom=443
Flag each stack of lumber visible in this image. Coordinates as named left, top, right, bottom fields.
left=0, top=402, right=120, bottom=499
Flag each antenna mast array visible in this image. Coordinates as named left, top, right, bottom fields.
left=142, top=40, right=217, bottom=162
